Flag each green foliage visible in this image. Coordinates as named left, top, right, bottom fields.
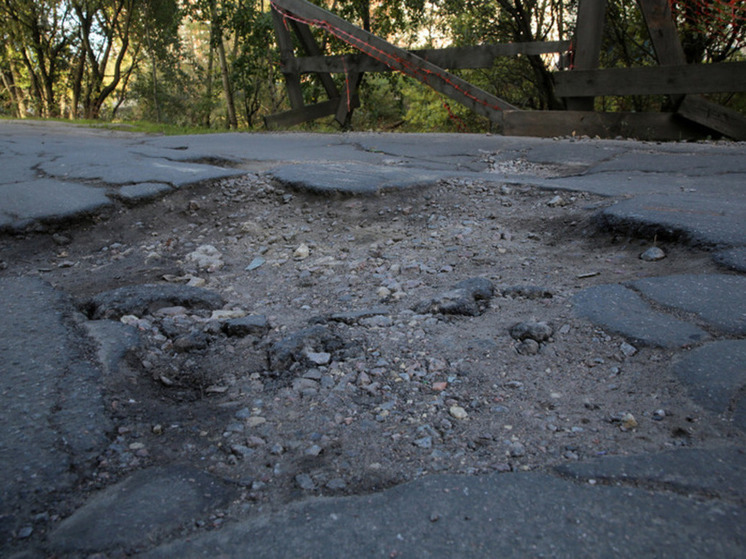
left=2, top=0, right=744, bottom=132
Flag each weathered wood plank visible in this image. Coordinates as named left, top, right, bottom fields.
left=566, top=0, right=607, bottom=111
left=264, top=96, right=362, bottom=129
left=637, top=0, right=744, bottom=139
left=335, top=71, right=363, bottom=126
left=264, top=99, right=341, bottom=128
left=289, top=21, right=339, bottom=100
left=272, top=0, right=517, bottom=123
left=272, top=9, right=305, bottom=110
left=678, top=96, right=746, bottom=141
left=638, top=0, right=687, bottom=108
left=638, top=0, right=687, bottom=66
left=554, top=62, right=746, bottom=97
left=287, top=41, right=572, bottom=74
left=502, top=110, right=704, bottom=140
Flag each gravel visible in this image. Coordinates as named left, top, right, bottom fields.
left=2, top=170, right=738, bottom=539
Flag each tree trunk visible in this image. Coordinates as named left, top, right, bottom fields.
left=1, top=71, right=22, bottom=118
left=2, top=54, right=28, bottom=118
left=70, top=48, right=85, bottom=119
left=205, top=40, right=215, bottom=126
left=211, top=0, right=238, bottom=129
left=145, top=24, right=161, bottom=122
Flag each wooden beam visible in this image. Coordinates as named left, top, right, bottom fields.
left=638, top=0, right=687, bottom=109
left=566, top=0, right=607, bottom=111
left=554, top=62, right=746, bottom=97
left=287, top=41, right=572, bottom=74
left=289, top=20, right=340, bottom=100
left=272, top=0, right=517, bottom=124
left=678, top=97, right=746, bottom=141
left=264, top=98, right=350, bottom=129
left=502, top=110, right=704, bottom=140
left=638, top=0, right=687, bottom=66
left=272, top=9, right=305, bottom=110
left=335, top=71, right=364, bottom=126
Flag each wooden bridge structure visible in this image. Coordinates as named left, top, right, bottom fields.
left=266, top=0, right=746, bottom=140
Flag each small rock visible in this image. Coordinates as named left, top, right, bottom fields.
left=222, top=315, right=269, bottom=337
left=305, top=444, right=323, bottom=457
left=246, top=416, right=266, bottom=428
left=235, top=407, right=252, bottom=419
left=305, top=350, right=331, bottom=366
left=173, top=332, right=208, bottom=352
left=414, top=436, right=433, bottom=449
left=620, top=341, right=638, bottom=357
left=295, top=473, right=316, bottom=490
left=187, top=276, right=207, bottom=287
left=326, top=478, right=347, bottom=490
left=359, top=315, right=394, bottom=328
left=413, top=288, right=479, bottom=316
left=547, top=195, right=566, bottom=207
left=245, top=257, right=266, bottom=271
left=16, top=525, right=33, bottom=539
left=52, top=233, right=72, bottom=246
left=377, top=286, right=392, bottom=299
left=187, top=244, right=224, bottom=271
left=508, top=441, right=526, bottom=457
left=449, top=405, right=468, bottom=420
left=153, top=306, right=188, bottom=318
left=454, top=277, right=495, bottom=300
left=516, top=339, right=540, bottom=355
left=502, top=285, right=553, bottom=300
left=294, top=243, right=310, bottom=260
left=231, top=444, right=255, bottom=459
left=640, top=246, right=666, bottom=262
left=510, top=322, right=553, bottom=343
left=620, top=412, right=638, bottom=430
left=211, top=309, right=248, bottom=321
left=293, top=377, right=320, bottom=393
left=653, top=409, right=666, bottom=421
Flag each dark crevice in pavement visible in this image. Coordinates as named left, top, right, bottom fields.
left=623, top=282, right=731, bottom=342
left=552, top=468, right=744, bottom=505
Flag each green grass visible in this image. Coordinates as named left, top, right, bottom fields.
left=0, top=116, right=231, bottom=136
left=104, top=120, right=227, bottom=135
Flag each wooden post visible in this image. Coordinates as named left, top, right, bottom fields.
left=565, top=0, right=607, bottom=111
left=272, top=9, right=305, bottom=110
left=638, top=0, right=686, bottom=108
left=638, top=0, right=687, bottom=66
left=290, top=20, right=340, bottom=101
left=335, top=70, right=363, bottom=126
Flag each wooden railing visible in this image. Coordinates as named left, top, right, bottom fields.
left=267, top=0, right=746, bottom=140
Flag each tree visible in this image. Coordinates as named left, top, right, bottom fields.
left=1, top=33, right=30, bottom=117
left=436, top=0, right=567, bottom=110
left=71, top=0, right=145, bottom=119
left=0, top=0, right=75, bottom=117
left=209, top=0, right=238, bottom=128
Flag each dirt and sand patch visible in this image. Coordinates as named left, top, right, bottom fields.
left=0, top=170, right=735, bottom=527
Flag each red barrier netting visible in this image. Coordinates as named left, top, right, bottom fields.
left=669, top=0, right=746, bottom=40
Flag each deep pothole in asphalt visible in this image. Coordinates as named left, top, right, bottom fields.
left=1, top=171, right=739, bottom=520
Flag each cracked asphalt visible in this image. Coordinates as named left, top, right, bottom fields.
left=1, top=119, right=744, bottom=557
